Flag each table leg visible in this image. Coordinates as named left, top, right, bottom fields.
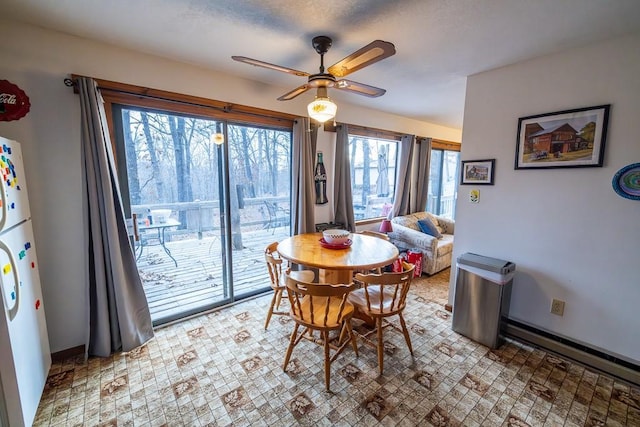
left=160, top=227, right=178, bottom=267
left=353, top=310, right=375, bottom=327
left=319, top=268, right=352, bottom=284
left=135, top=238, right=143, bottom=260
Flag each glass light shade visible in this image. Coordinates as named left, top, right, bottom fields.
left=379, top=219, right=393, bottom=233
left=307, top=96, right=337, bottom=123
left=211, top=132, right=224, bottom=145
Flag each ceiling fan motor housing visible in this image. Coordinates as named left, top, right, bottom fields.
left=308, top=73, right=336, bottom=88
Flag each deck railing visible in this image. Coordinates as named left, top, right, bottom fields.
left=427, top=194, right=456, bottom=219
left=132, top=196, right=290, bottom=239
left=132, top=197, right=291, bottom=323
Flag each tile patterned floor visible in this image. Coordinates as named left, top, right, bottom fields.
left=34, top=269, right=640, bottom=426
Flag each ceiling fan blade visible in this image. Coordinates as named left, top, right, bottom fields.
left=327, top=40, right=396, bottom=78
left=334, top=79, right=386, bottom=98
left=232, top=56, right=309, bottom=77
left=277, top=84, right=311, bottom=101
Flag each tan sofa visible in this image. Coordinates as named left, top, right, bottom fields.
left=387, top=212, right=454, bottom=275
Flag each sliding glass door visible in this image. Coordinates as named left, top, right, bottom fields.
left=113, top=106, right=291, bottom=325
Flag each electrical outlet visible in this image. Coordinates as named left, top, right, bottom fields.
left=551, top=299, right=565, bottom=316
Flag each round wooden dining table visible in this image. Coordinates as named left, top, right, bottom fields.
left=277, top=232, right=399, bottom=284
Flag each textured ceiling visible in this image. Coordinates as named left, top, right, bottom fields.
left=4, top=0, right=640, bottom=129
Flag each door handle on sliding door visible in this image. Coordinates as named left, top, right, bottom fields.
left=132, top=213, right=139, bottom=241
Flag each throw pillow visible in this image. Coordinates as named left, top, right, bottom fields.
left=426, top=212, right=445, bottom=234
left=417, top=217, right=442, bottom=239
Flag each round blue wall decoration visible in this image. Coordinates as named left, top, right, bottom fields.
left=612, top=163, right=640, bottom=200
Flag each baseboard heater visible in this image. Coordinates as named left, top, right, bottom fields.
left=505, top=319, right=640, bottom=387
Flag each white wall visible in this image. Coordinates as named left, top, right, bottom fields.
left=452, top=33, right=640, bottom=363
left=0, top=20, right=460, bottom=352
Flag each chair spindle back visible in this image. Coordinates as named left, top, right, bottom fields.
left=286, top=277, right=355, bottom=330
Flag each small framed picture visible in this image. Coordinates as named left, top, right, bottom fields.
left=515, top=104, right=610, bottom=169
left=460, top=159, right=495, bottom=185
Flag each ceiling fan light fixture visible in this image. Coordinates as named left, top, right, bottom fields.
left=307, top=96, right=337, bottom=123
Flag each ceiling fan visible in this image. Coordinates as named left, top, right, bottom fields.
left=232, top=36, right=396, bottom=121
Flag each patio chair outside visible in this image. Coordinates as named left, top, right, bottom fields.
left=262, top=201, right=289, bottom=234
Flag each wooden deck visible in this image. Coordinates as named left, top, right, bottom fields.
left=136, top=224, right=290, bottom=325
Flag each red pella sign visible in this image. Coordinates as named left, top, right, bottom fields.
left=0, top=80, right=30, bottom=121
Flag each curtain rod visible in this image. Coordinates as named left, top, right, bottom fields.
left=337, top=122, right=403, bottom=140
left=64, top=76, right=231, bottom=114
left=64, top=77, right=459, bottom=143
left=63, top=77, right=295, bottom=125
left=328, top=122, right=446, bottom=144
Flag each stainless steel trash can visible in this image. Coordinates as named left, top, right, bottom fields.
left=452, top=253, right=516, bottom=349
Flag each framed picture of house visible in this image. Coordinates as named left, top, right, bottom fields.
left=515, top=104, right=610, bottom=169
left=460, top=159, right=495, bottom=185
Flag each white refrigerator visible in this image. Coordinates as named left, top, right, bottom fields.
left=0, top=137, right=51, bottom=427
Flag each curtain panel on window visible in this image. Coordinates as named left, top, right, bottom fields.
left=333, top=124, right=356, bottom=232
left=389, top=135, right=432, bottom=217
left=78, top=77, right=153, bottom=358
left=414, top=137, right=432, bottom=212
left=292, top=118, right=317, bottom=235
left=389, top=134, right=415, bottom=217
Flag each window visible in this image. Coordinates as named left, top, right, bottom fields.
left=348, top=135, right=398, bottom=220
left=427, top=146, right=460, bottom=219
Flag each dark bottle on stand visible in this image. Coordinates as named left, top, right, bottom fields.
left=314, top=151, right=328, bottom=205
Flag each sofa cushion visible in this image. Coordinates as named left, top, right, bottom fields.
left=392, top=214, right=421, bottom=232
left=436, top=234, right=454, bottom=256
left=437, top=217, right=454, bottom=234
left=417, top=217, right=442, bottom=239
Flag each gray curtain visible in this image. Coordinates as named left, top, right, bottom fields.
left=414, top=137, right=432, bottom=212
left=78, top=77, right=154, bottom=358
left=333, top=124, right=356, bottom=232
left=389, top=135, right=432, bottom=217
left=292, top=118, right=317, bottom=235
left=389, top=134, right=416, bottom=217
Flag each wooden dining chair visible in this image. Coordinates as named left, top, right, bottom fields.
left=264, top=242, right=315, bottom=330
left=283, top=275, right=359, bottom=392
left=350, top=261, right=415, bottom=375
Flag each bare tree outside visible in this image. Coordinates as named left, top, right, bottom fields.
left=123, top=110, right=141, bottom=204
left=121, top=109, right=291, bottom=241
left=349, top=135, right=398, bottom=220
left=139, top=112, right=165, bottom=201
